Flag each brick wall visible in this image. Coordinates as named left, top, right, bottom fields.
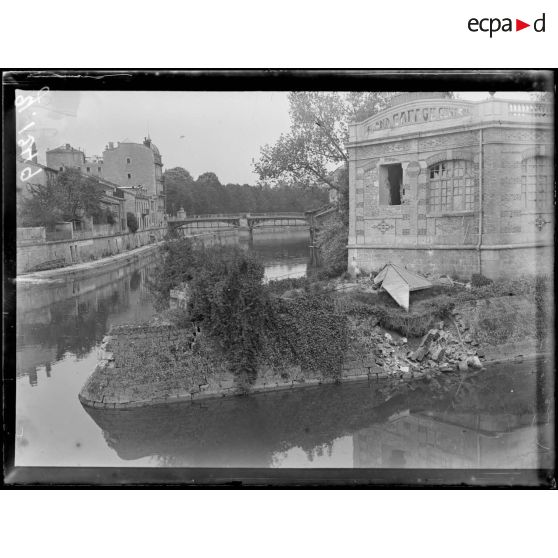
left=348, top=105, right=553, bottom=280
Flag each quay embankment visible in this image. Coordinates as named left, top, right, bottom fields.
left=16, top=241, right=163, bottom=284
left=79, top=281, right=553, bottom=410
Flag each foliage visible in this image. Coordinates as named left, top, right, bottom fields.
left=149, top=238, right=199, bottom=309
left=454, top=275, right=552, bottom=344
left=253, top=92, right=398, bottom=202
left=265, top=276, right=311, bottom=295
left=164, top=166, right=328, bottom=216
left=19, top=168, right=106, bottom=228
left=150, top=239, right=350, bottom=383
left=254, top=93, right=397, bottom=279
left=265, top=293, right=348, bottom=379
left=126, top=212, right=139, bottom=233
left=93, top=207, right=117, bottom=226
left=311, top=214, right=348, bottom=279
left=336, top=289, right=455, bottom=337
left=471, top=273, right=493, bottom=287
left=188, top=247, right=270, bottom=385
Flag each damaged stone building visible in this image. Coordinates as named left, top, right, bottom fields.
left=347, top=92, right=554, bottom=279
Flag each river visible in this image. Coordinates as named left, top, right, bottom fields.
left=15, top=229, right=554, bottom=469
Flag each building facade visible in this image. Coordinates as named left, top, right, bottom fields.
left=46, top=137, right=166, bottom=229
left=347, top=93, right=554, bottom=279
left=102, top=138, right=165, bottom=227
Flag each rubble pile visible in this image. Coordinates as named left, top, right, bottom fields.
left=350, top=309, right=487, bottom=382
left=406, top=310, right=485, bottom=374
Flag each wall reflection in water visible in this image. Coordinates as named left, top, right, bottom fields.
left=16, top=257, right=159, bottom=386
left=353, top=410, right=553, bottom=469
left=83, top=361, right=554, bottom=469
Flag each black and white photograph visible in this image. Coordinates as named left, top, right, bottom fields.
left=3, top=71, right=555, bottom=486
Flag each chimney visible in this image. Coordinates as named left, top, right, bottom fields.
left=65, top=143, right=70, bottom=149
left=108, top=142, right=114, bottom=149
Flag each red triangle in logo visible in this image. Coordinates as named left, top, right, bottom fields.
left=516, top=19, right=530, bottom=31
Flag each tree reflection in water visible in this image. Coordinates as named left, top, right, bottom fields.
left=84, top=359, right=554, bottom=469
left=16, top=260, right=158, bottom=383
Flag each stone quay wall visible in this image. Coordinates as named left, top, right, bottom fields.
left=78, top=294, right=548, bottom=410
left=79, top=323, right=375, bottom=410
left=17, top=226, right=167, bottom=274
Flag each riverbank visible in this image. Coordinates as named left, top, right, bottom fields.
left=79, top=280, right=552, bottom=409
left=17, top=226, right=168, bottom=275
left=16, top=241, right=163, bottom=284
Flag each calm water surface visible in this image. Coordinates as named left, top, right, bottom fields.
left=15, top=230, right=554, bottom=468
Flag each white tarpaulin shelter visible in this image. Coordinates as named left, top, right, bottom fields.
left=373, top=263, right=432, bottom=311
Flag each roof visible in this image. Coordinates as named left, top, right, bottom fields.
left=47, top=144, right=83, bottom=153
left=374, top=264, right=432, bottom=311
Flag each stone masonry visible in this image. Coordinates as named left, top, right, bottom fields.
left=347, top=94, right=553, bottom=280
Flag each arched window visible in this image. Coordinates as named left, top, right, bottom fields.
left=427, top=160, right=475, bottom=213
left=521, top=156, right=552, bottom=209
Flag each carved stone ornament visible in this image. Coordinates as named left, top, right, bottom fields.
left=371, top=220, right=394, bottom=234
left=533, top=215, right=550, bottom=231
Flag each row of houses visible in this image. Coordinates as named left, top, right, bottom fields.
left=17, top=136, right=166, bottom=239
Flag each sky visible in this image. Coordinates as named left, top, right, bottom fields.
left=18, top=90, right=534, bottom=185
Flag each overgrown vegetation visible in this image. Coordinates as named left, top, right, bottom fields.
left=312, top=216, right=348, bottom=280
left=471, top=273, right=494, bottom=288
left=265, top=294, right=348, bottom=380
left=150, top=239, right=349, bottom=385
left=335, top=288, right=456, bottom=337
left=151, top=237, right=552, bottom=388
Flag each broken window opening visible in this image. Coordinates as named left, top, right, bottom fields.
left=379, top=163, right=403, bottom=206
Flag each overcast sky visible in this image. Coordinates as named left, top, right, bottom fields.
left=19, top=90, right=533, bottom=185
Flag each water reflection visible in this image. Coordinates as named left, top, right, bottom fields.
left=15, top=231, right=312, bottom=466
left=82, top=360, right=554, bottom=468
left=16, top=230, right=553, bottom=470
left=16, top=257, right=159, bottom=385
left=251, top=229, right=309, bottom=281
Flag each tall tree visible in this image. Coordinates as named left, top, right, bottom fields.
left=19, top=168, right=106, bottom=228
left=164, top=167, right=195, bottom=214
left=253, top=92, right=399, bottom=199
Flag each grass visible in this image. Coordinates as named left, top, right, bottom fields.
left=334, top=287, right=455, bottom=337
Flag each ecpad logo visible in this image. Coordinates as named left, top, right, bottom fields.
left=468, top=13, right=546, bottom=37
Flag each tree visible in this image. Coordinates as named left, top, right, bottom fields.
left=164, top=167, right=195, bottom=215
left=253, top=92, right=398, bottom=201
left=163, top=168, right=328, bottom=215
left=19, top=168, right=106, bottom=228
left=126, top=212, right=138, bottom=233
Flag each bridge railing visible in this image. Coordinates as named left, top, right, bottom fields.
left=168, top=212, right=307, bottom=221
left=248, top=212, right=306, bottom=219
left=168, top=213, right=240, bottom=221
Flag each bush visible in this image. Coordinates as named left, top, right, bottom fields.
left=127, top=212, right=139, bottom=233
left=149, top=238, right=199, bottom=309
left=471, top=273, right=493, bottom=287
left=189, top=247, right=269, bottom=384
left=266, top=276, right=310, bottom=295
left=313, top=214, right=348, bottom=279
